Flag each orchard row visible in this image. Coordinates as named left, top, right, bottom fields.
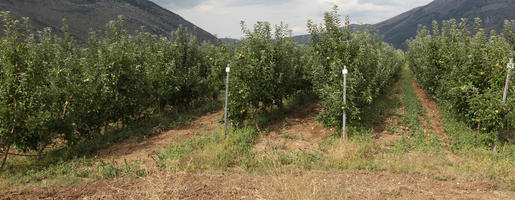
left=407, top=18, right=515, bottom=140
left=0, top=8, right=401, bottom=161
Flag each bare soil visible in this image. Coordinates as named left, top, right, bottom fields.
left=1, top=171, right=512, bottom=200
left=253, top=101, right=333, bottom=154
left=411, top=80, right=449, bottom=142
left=95, top=110, right=223, bottom=167
left=372, top=81, right=405, bottom=148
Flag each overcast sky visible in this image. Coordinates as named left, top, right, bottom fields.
left=150, top=0, right=433, bottom=39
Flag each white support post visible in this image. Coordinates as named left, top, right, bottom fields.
left=495, top=58, right=513, bottom=152
left=224, top=64, right=230, bottom=138
left=503, top=58, right=514, bottom=104
left=342, top=66, right=348, bottom=141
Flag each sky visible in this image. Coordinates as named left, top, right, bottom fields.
left=150, top=0, right=433, bottom=39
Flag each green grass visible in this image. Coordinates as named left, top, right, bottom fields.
left=380, top=66, right=514, bottom=191
left=398, top=66, right=424, bottom=134
left=438, top=102, right=515, bottom=190
left=153, top=127, right=259, bottom=173
left=397, top=67, right=514, bottom=190
left=0, top=156, right=147, bottom=190
left=0, top=99, right=221, bottom=189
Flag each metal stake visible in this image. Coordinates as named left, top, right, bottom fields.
left=342, top=66, right=348, bottom=141
left=495, top=58, right=513, bottom=152
left=503, top=58, right=513, bottom=104
left=224, top=64, right=230, bottom=138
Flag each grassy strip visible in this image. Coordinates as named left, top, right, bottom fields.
left=377, top=66, right=514, bottom=191
left=0, top=100, right=221, bottom=189
left=153, top=91, right=317, bottom=173
left=154, top=127, right=259, bottom=173
left=401, top=66, right=444, bottom=154
left=399, top=66, right=424, bottom=133
left=439, top=102, right=515, bottom=191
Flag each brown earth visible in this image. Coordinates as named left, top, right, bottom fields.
left=253, top=101, right=333, bottom=155
left=1, top=171, right=513, bottom=200
left=411, top=80, right=449, bottom=142
left=95, top=110, right=223, bottom=167
left=372, top=81, right=405, bottom=148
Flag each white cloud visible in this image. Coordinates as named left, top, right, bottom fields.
left=152, top=0, right=433, bottom=38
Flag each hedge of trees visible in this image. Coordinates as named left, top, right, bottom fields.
left=227, top=21, right=311, bottom=126
left=407, top=18, right=515, bottom=140
left=0, top=13, right=217, bottom=167
left=307, top=8, right=404, bottom=130
left=225, top=8, right=404, bottom=130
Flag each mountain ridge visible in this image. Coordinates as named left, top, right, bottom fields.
left=292, top=0, right=515, bottom=49
left=0, top=0, right=217, bottom=42
left=375, top=0, right=515, bottom=49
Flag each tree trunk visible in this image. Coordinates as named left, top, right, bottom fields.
left=1, top=145, right=10, bottom=170
left=158, top=98, right=162, bottom=114
left=3, top=64, right=18, bottom=170
left=255, top=122, right=262, bottom=134
left=37, top=143, right=47, bottom=160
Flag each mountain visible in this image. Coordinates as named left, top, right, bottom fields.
left=376, top=0, right=515, bottom=49
left=293, top=0, right=515, bottom=49
left=0, top=0, right=217, bottom=42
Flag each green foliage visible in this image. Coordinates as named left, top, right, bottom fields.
left=202, top=42, right=234, bottom=99
left=407, top=18, right=515, bottom=138
left=0, top=13, right=76, bottom=152
left=307, top=6, right=404, bottom=131
left=228, top=21, right=311, bottom=126
left=0, top=12, right=218, bottom=156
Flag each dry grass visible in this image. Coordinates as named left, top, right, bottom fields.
left=5, top=169, right=511, bottom=200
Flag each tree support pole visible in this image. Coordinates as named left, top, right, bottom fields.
left=1, top=145, right=11, bottom=170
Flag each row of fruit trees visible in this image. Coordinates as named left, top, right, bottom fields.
left=407, top=19, right=515, bottom=146
left=0, top=8, right=513, bottom=169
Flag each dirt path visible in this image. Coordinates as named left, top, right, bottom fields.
left=253, top=101, right=333, bottom=154
left=372, top=81, right=405, bottom=148
left=95, top=110, right=223, bottom=167
left=2, top=171, right=512, bottom=200
left=411, top=80, right=449, bottom=142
